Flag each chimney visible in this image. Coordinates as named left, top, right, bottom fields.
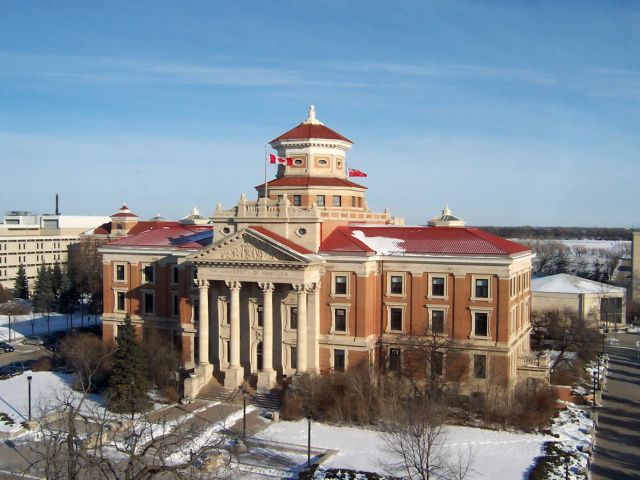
left=55, top=194, right=60, bottom=215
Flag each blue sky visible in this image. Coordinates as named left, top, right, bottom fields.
left=0, top=1, right=638, bottom=227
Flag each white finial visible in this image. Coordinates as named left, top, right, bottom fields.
left=303, top=104, right=324, bottom=125
left=443, top=204, right=451, bottom=216
left=191, top=206, right=199, bottom=215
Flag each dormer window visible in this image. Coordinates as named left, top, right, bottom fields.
left=117, top=222, right=124, bottom=230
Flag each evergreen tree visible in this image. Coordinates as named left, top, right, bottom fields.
left=14, top=264, right=29, bottom=299
left=0, top=283, right=11, bottom=304
left=58, top=266, right=78, bottom=316
left=107, top=316, right=150, bottom=413
left=32, top=263, right=55, bottom=328
left=51, top=262, right=63, bottom=303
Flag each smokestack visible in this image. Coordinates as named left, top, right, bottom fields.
left=55, top=194, right=60, bottom=215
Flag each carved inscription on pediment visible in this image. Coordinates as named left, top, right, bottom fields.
left=219, top=241, right=279, bottom=261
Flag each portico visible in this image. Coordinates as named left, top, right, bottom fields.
left=187, top=227, right=323, bottom=391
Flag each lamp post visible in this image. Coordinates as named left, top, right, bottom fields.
left=592, top=373, right=597, bottom=414
left=242, top=387, right=248, bottom=439
left=27, top=375, right=33, bottom=421
left=307, top=413, right=312, bottom=469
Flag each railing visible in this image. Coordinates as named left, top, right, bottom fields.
left=519, top=352, right=550, bottom=368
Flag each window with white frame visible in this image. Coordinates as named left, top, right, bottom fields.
left=473, top=277, right=490, bottom=299
left=316, top=195, right=325, bottom=207
left=332, top=195, right=341, bottom=207
left=115, top=291, right=126, bottom=312
left=389, top=307, right=403, bottom=332
left=389, top=274, right=404, bottom=295
left=143, top=264, right=155, bottom=283
left=143, top=292, right=155, bottom=314
left=431, top=276, right=445, bottom=297
left=473, top=311, right=489, bottom=337
left=431, top=310, right=445, bottom=334
left=290, top=346, right=297, bottom=370
left=334, top=308, right=347, bottom=332
left=333, top=274, right=348, bottom=295
left=115, top=264, right=126, bottom=282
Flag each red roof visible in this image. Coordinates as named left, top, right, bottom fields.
left=271, top=123, right=352, bottom=144
left=111, top=212, right=138, bottom=218
left=320, top=226, right=530, bottom=256
left=249, top=226, right=312, bottom=254
left=256, top=176, right=366, bottom=190
left=102, top=223, right=213, bottom=249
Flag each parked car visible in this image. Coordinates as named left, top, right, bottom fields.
left=0, top=360, right=33, bottom=379
left=23, top=335, right=45, bottom=346
left=0, top=341, right=15, bottom=353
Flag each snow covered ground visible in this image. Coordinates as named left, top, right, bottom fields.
left=257, top=420, right=548, bottom=479
left=0, top=309, right=101, bottom=342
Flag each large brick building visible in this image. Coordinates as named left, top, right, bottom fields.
left=100, top=107, right=546, bottom=398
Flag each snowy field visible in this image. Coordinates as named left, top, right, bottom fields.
left=257, top=420, right=548, bottom=479
left=0, top=310, right=101, bottom=342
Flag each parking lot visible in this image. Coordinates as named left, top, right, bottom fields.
left=0, top=342, right=51, bottom=368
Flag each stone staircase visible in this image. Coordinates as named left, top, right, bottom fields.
left=196, top=379, right=282, bottom=412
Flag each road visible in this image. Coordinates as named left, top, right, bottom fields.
left=0, top=344, right=50, bottom=367
left=591, top=331, right=640, bottom=479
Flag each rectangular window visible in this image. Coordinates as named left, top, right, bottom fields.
left=172, top=294, right=179, bottom=316
left=475, top=278, right=489, bottom=298
left=431, top=277, right=445, bottom=296
left=390, top=307, right=403, bottom=331
left=474, top=312, right=489, bottom=337
left=116, top=291, right=125, bottom=311
left=334, top=308, right=347, bottom=332
left=171, top=265, right=179, bottom=284
left=474, top=354, right=486, bottom=379
left=143, top=265, right=155, bottom=283
left=293, top=195, right=302, bottom=206
left=334, top=275, right=347, bottom=295
left=116, top=264, right=126, bottom=281
left=290, top=307, right=298, bottom=330
left=193, top=298, right=200, bottom=322
left=291, top=346, right=297, bottom=370
left=143, top=293, right=154, bottom=314
left=432, top=351, right=444, bottom=376
left=257, top=305, right=264, bottom=327
left=390, top=275, right=403, bottom=294
left=351, top=196, right=356, bottom=207
left=357, top=197, right=362, bottom=207
left=432, top=310, right=445, bottom=333
left=334, top=349, right=345, bottom=371
left=332, top=195, right=341, bottom=207
left=316, top=195, right=325, bottom=207
left=389, top=348, right=401, bottom=371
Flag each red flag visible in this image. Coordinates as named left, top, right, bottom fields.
left=269, top=154, right=293, bottom=166
left=348, top=168, right=367, bottom=177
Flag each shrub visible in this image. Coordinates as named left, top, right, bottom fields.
left=32, top=356, right=54, bottom=372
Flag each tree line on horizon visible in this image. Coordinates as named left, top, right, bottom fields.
left=478, top=226, right=632, bottom=241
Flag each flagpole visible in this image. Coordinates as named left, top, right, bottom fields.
left=264, top=143, right=269, bottom=201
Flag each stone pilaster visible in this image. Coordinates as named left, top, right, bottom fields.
left=307, top=281, right=321, bottom=373
left=293, top=283, right=308, bottom=374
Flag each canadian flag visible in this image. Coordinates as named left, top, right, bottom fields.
left=348, top=168, right=367, bottom=177
left=269, top=153, right=293, bottom=166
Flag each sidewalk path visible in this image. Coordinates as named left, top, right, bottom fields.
left=591, top=332, right=640, bottom=479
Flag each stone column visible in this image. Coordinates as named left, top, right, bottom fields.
left=224, top=280, right=244, bottom=389
left=196, top=279, right=210, bottom=366
left=293, top=284, right=308, bottom=374
left=257, top=282, right=276, bottom=392
left=307, top=282, right=321, bottom=373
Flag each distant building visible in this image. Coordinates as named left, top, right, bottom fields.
left=99, top=106, right=544, bottom=398
left=0, top=210, right=110, bottom=291
left=532, top=273, right=626, bottom=328
left=632, top=231, right=640, bottom=303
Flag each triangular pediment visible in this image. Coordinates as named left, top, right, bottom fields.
left=188, top=228, right=311, bottom=265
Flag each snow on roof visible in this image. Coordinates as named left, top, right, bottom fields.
left=351, top=229, right=405, bottom=255
left=532, top=273, right=625, bottom=295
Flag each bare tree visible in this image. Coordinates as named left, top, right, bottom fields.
left=380, top=400, right=473, bottom=480
left=22, top=334, right=237, bottom=480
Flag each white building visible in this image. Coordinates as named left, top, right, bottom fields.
left=532, top=273, right=626, bottom=329
left=0, top=211, right=110, bottom=291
